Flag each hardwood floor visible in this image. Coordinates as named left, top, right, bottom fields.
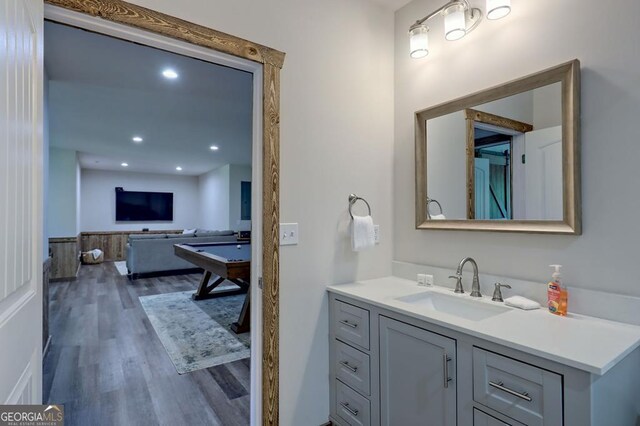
left=44, top=262, right=250, bottom=426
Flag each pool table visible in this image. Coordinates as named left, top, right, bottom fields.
left=174, top=241, right=251, bottom=333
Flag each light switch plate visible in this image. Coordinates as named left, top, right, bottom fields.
left=374, top=225, right=380, bottom=244
left=280, top=223, right=298, bottom=246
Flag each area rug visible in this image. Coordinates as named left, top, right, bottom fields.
left=139, top=290, right=250, bottom=374
left=114, top=261, right=128, bottom=276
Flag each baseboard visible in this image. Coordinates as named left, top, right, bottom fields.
left=129, top=267, right=203, bottom=281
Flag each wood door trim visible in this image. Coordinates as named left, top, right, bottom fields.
left=44, top=1, right=284, bottom=423
left=464, top=109, right=533, bottom=220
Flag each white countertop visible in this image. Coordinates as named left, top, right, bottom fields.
left=328, top=276, right=640, bottom=375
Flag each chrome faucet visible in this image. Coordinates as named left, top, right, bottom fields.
left=449, top=257, right=482, bottom=297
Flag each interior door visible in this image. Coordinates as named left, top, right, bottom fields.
left=380, top=316, right=457, bottom=426
left=474, top=158, right=490, bottom=219
left=524, top=126, right=563, bottom=220
left=0, top=0, right=44, bottom=404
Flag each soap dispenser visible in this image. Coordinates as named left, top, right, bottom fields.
left=547, top=264, right=568, bottom=316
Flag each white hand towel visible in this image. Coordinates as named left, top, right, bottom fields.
left=351, top=215, right=375, bottom=252
left=91, top=248, right=103, bottom=260
left=430, top=214, right=446, bottom=220
left=504, top=296, right=541, bottom=310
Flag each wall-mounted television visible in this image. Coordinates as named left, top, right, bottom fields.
left=115, top=189, right=173, bottom=221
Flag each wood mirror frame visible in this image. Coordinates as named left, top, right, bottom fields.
left=44, top=0, right=284, bottom=423
left=415, top=60, right=581, bottom=234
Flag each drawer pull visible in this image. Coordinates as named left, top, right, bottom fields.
left=443, top=354, right=452, bottom=388
left=340, top=402, right=359, bottom=416
left=340, top=360, right=358, bottom=373
left=488, top=381, right=532, bottom=402
left=339, top=319, right=358, bottom=328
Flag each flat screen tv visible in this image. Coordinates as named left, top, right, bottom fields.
left=115, top=190, right=173, bottom=221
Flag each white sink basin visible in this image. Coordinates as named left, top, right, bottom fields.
left=395, top=291, right=509, bottom=321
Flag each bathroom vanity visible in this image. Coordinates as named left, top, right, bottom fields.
left=328, top=277, right=640, bottom=426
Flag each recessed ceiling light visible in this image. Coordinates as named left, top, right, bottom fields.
left=121, top=163, right=128, bottom=167
left=210, top=145, right=219, bottom=151
left=132, top=136, right=143, bottom=143
left=162, top=68, right=178, bottom=79
left=176, top=166, right=183, bottom=171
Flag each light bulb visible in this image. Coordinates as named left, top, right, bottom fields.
left=487, top=0, right=511, bottom=20
left=409, top=25, right=429, bottom=59
left=444, top=3, right=466, bottom=41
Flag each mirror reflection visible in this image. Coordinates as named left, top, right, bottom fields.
left=426, top=82, right=562, bottom=221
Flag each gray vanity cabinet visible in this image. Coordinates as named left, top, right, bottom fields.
left=379, top=316, right=457, bottom=426
left=329, top=292, right=640, bottom=426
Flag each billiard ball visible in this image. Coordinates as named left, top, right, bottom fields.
left=236, top=244, right=241, bottom=249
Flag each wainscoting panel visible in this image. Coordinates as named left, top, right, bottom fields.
left=80, top=230, right=181, bottom=261
left=49, top=237, right=79, bottom=281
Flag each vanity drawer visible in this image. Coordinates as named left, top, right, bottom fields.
left=335, top=380, right=371, bottom=426
left=473, top=408, right=524, bottom=426
left=334, top=340, right=370, bottom=396
left=473, top=347, right=562, bottom=426
left=334, top=300, right=370, bottom=350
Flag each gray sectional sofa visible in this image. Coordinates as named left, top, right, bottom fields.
left=125, top=229, right=237, bottom=279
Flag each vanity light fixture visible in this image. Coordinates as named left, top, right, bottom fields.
left=409, top=0, right=511, bottom=58
left=487, top=0, right=511, bottom=20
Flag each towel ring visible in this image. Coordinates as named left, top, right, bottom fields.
left=349, top=194, right=372, bottom=219
left=427, top=197, right=443, bottom=219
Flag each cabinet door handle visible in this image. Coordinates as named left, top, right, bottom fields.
left=443, top=354, right=452, bottom=388
left=339, top=319, right=358, bottom=328
left=488, top=381, right=532, bottom=402
left=340, top=402, right=359, bottom=416
left=339, top=360, right=358, bottom=373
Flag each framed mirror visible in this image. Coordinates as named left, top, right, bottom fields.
left=415, top=60, right=580, bottom=234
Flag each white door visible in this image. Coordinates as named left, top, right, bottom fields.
left=474, top=158, right=490, bottom=219
left=525, top=126, right=563, bottom=220
left=0, top=0, right=44, bottom=404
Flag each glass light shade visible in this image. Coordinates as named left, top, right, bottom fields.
left=487, top=0, right=511, bottom=20
left=409, top=25, right=429, bottom=59
left=444, top=3, right=466, bottom=41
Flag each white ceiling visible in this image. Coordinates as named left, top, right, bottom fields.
left=44, top=21, right=253, bottom=176
left=366, top=0, right=413, bottom=11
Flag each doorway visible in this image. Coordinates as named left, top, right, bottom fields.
left=42, top=1, right=283, bottom=424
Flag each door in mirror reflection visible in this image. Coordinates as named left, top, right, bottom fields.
left=426, top=82, right=563, bottom=221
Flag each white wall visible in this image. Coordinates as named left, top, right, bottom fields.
left=394, top=0, right=640, bottom=298
left=127, top=0, right=395, bottom=424
left=198, top=164, right=230, bottom=230
left=198, top=164, right=252, bottom=231
left=47, top=147, right=79, bottom=237
left=80, top=169, right=200, bottom=231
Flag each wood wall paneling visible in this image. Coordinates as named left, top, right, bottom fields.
left=49, top=237, right=80, bottom=280
left=80, top=230, right=181, bottom=261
